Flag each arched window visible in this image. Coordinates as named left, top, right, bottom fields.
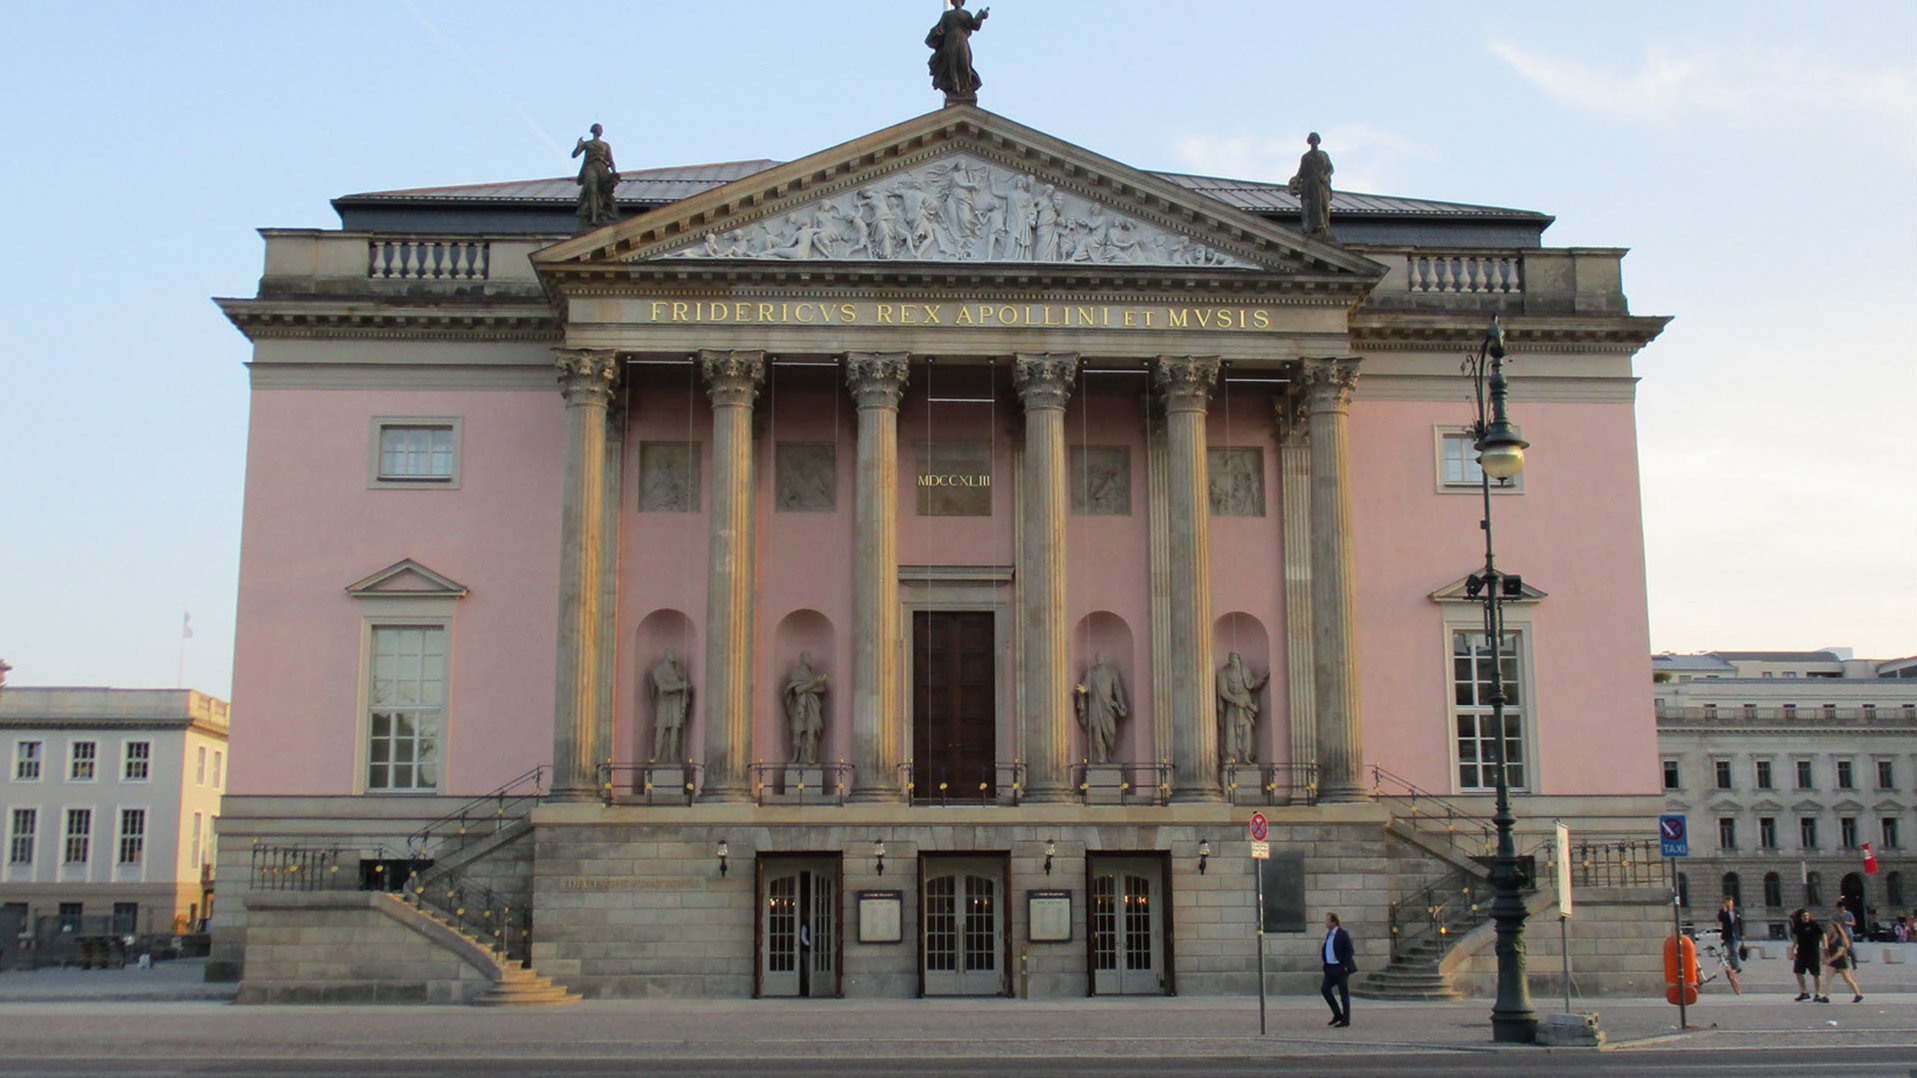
left=1677, top=872, right=1691, bottom=908
left=1806, top=871, right=1823, bottom=908
left=1721, top=872, right=1742, bottom=905
left=1888, top=871, right=1905, bottom=908
left=1763, top=872, right=1783, bottom=908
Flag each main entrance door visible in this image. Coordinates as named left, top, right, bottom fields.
left=1089, top=857, right=1167, bottom=995
left=758, top=859, right=838, bottom=997
left=922, top=857, right=1006, bottom=996
left=913, top=611, right=997, bottom=799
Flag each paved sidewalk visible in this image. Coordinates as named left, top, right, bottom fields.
left=0, top=958, right=237, bottom=1003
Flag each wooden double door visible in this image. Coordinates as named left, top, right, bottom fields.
left=912, top=611, right=997, bottom=799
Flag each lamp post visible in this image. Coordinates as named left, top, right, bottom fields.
left=1464, top=315, right=1538, bottom=1043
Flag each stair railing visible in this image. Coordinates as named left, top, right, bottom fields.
left=1385, top=865, right=1496, bottom=963
left=1369, top=764, right=1497, bottom=860
left=396, top=859, right=533, bottom=965
left=405, top=766, right=546, bottom=860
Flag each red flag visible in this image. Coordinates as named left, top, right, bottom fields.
left=1863, top=842, right=1879, bottom=875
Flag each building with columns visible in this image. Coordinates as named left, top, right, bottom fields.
left=212, top=107, right=1671, bottom=1000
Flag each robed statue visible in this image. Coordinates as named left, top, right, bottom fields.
left=650, top=647, right=690, bottom=763
left=1287, top=132, right=1334, bottom=239
left=784, top=652, right=828, bottom=766
left=572, top=123, right=621, bottom=228
left=1074, top=653, right=1128, bottom=765
left=927, top=0, right=990, bottom=104
left=1216, top=652, right=1270, bottom=763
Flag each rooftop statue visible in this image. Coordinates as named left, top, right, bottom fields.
left=1287, top=132, right=1335, bottom=239
left=927, top=0, right=990, bottom=105
left=572, top=123, right=621, bottom=228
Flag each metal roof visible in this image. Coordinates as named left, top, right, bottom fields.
left=1709, top=651, right=1844, bottom=663
left=337, top=160, right=1553, bottom=221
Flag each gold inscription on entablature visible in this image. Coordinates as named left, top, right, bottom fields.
left=641, top=300, right=1277, bottom=332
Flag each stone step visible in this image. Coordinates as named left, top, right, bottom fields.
left=473, top=989, right=582, bottom=1007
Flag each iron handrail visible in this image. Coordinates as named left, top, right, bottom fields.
left=1370, top=764, right=1499, bottom=856
left=405, top=766, right=546, bottom=858
left=751, top=762, right=852, bottom=806
left=598, top=762, right=703, bottom=805
left=1221, top=762, right=1320, bottom=806
left=897, top=761, right=1026, bottom=806
left=1068, top=762, right=1173, bottom=805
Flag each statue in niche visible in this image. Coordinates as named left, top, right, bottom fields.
left=1216, top=651, right=1270, bottom=764
left=649, top=648, right=691, bottom=763
left=1287, top=132, right=1335, bottom=239
left=784, top=652, right=828, bottom=766
left=926, top=0, right=990, bottom=103
left=571, top=123, right=621, bottom=228
left=1074, top=653, right=1129, bottom=765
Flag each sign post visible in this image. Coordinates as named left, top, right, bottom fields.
left=1250, top=812, right=1270, bottom=1035
left=1659, top=814, right=1691, bottom=1028
left=1555, top=820, right=1573, bottom=1012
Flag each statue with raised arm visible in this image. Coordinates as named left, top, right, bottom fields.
left=650, top=647, right=690, bottom=763
left=784, top=652, right=828, bottom=766
left=572, top=123, right=621, bottom=228
left=1287, top=131, right=1334, bottom=239
left=1074, top=653, right=1128, bottom=765
left=926, top=0, right=990, bottom=104
left=1216, top=651, right=1270, bottom=764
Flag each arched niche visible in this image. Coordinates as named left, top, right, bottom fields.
left=771, top=609, right=837, bottom=767
left=634, top=609, right=696, bottom=765
left=1211, top=612, right=1277, bottom=768
left=1071, top=611, right=1137, bottom=764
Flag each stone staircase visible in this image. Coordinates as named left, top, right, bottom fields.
left=408, top=902, right=582, bottom=1007
left=1354, top=932, right=1464, bottom=1001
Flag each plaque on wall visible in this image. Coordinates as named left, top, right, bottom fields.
left=915, top=441, right=993, bottom=516
left=1208, top=447, right=1265, bottom=517
left=858, top=889, right=904, bottom=944
left=639, top=442, right=701, bottom=512
left=1070, top=446, right=1131, bottom=516
left=1026, top=889, right=1073, bottom=943
left=775, top=442, right=836, bottom=512
left=1257, top=853, right=1308, bottom=933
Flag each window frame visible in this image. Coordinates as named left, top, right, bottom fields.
left=122, top=741, right=151, bottom=782
left=1799, top=816, right=1819, bottom=850
left=6, top=808, right=35, bottom=866
left=1882, top=817, right=1901, bottom=850
left=67, top=740, right=97, bottom=782
left=1444, top=622, right=1537, bottom=795
left=1839, top=816, right=1859, bottom=850
left=63, top=807, right=92, bottom=865
left=1717, top=816, right=1737, bottom=851
left=1434, top=427, right=1526, bottom=494
left=1835, top=758, right=1855, bottom=790
left=358, top=616, right=453, bottom=795
left=1876, top=759, right=1895, bottom=790
left=1661, top=758, right=1681, bottom=791
left=116, top=808, right=146, bottom=866
left=1712, top=759, right=1733, bottom=790
left=1794, top=758, right=1814, bottom=789
left=1754, top=759, right=1774, bottom=790
left=13, top=740, right=42, bottom=781
left=368, top=416, right=463, bottom=490
left=1759, top=816, right=1779, bottom=850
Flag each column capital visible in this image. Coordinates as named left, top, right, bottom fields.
left=1302, top=357, right=1361, bottom=414
left=1274, top=380, right=1311, bottom=443
left=846, top=352, right=910, bottom=410
left=1013, top=353, right=1079, bottom=411
left=1153, top=355, right=1220, bottom=413
left=555, top=348, right=620, bottom=405
left=699, top=349, right=766, bottom=408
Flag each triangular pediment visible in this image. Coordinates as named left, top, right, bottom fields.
left=1430, top=575, right=1549, bottom=604
left=536, top=106, right=1382, bottom=280
left=346, top=558, right=469, bottom=599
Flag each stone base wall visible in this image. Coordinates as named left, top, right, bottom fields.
left=236, top=891, right=500, bottom=1004
left=1444, top=886, right=1670, bottom=999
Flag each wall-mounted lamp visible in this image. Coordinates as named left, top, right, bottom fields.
left=1044, top=839, right=1056, bottom=875
left=1198, top=838, right=1211, bottom=875
left=717, top=838, right=730, bottom=877
left=874, top=838, right=887, bottom=877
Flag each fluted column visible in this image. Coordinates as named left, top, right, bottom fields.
left=699, top=349, right=766, bottom=801
left=1013, top=353, right=1077, bottom=801
left=1154, top=355, right=1221, bottom=800
left=847, top=352, right=909, bottom=801
left=1276, top=384, right=1317, bottom=801
left=550, top=347, right=620, bottom=801
left=1304, top=357, right=1365, bottom=802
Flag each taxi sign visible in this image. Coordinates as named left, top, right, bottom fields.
left=1249, top=812, right=1269, bottom=842
left=1658, top=814, right=1689, bottom=858
left=1250, top=840, right=1271, bottom=860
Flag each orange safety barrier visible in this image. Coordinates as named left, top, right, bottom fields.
left=1663, top=934, right=1699, bottom=1005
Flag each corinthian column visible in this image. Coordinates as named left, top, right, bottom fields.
left=1303, top=357, right=1365, bottom=802
left=1275, top=385, right=1316, bottom=801
left=550, top=347, right=620, bottom=801
left=847, top=352, right=909, bottom=801
left=1154, top=355, right=1220, bottom=801
left=1014, top=353, right=1077, bottom=801
left=699, top=349, right=766, bottom=802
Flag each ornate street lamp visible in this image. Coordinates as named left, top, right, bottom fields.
left=1463, top=315, right=1537, bottom=1043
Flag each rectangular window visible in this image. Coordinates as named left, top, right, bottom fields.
left=212, top=751, right=223, bottom=788
left=7, top=809, right=35, bottom=865
left=117, top=809, right=145, bottom=865
left=1799, top=817, right=1818, bottom=850
left=1759, top=817, right=1778, bottom=850
left=1795, top=759, right=1814, bottom=788
left=1451, top=629, right=1526, bottom=792
left=372, top=419, right=459, bottom=486
left=1836, top=760, right=1855, bottom=789
left=1840, top=817, right=1859, bottom=849
left=112, top=902, right=138, bottom=935
left=1743, top=703, right=1758, bottom=719
left=123, top=742, right=150, bottom=781
left=57, top=902, right=83, bottom=932
left=14, top=740, right=41, bottom=780
left=195, top=747, right=206, bottom=785
left=1718, top=817, right=1737, bottom=850
left=190, top=812, right=202, bottom=868
left=1883, top=818, right=1901, bottom=850
left=1713, top=760, right=1732, bottom=789
left=1755, top=760, right=1774, bottom=789
left=366, top=625, right=446, bottom=792
left=63, top=809, right=91, bottom=864
left=1879, top=760, right=1895, bottom=789
left=69, top=742, right=96, bottom=781
left=1661, top=759, right=1680, bottom=790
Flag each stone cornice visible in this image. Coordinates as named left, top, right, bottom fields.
left=1351, top=311, right=1670, bottom=353
left=218, top=298, right=559, bottom=342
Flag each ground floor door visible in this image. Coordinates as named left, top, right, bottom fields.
left=922, top=856, right=1005, bottom=996
left=759, top=859, right=838, bottom=997
left=913, top=611, right=996, bottom=799
left=1089, top=857, right=1167, bottom=995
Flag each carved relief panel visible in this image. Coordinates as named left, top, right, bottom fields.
left=1070, top=446, right=1132, bottom=516
left=1208, top=447, right=1265, bottom=517
left=639, top=442, right=701, bottom=512
left=775, top=442, right=837, bottom=512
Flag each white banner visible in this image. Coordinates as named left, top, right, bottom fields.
left=1556, top=821, right=1574, bottom=918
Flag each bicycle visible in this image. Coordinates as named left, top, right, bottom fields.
left=1698, top=942, right=1744, bottom=995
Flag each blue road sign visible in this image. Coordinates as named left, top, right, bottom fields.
left=1658, top=814, right=1689, bottom=858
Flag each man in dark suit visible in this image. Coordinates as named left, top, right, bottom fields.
left=1321, top=912, right=1357, bottom=1027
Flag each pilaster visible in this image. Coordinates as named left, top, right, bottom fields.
left=1304, top=356, right=1365, bottom=803
left=699, top=349, right=765, bottom=801
left=1276, top=383, right=1317, bottom=801
left=1013, top=352, right=1077, bottom=801
left=847, top=352, right=910, bottom=801
left=1154, top=355, right=1221, bottom=801
left=550, top=347, right=620, bottom=801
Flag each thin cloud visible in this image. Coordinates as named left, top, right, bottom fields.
left=402, top=0, right=568, bottom=158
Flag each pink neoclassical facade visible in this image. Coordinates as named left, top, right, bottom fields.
left=212, top=108, right=1670, bottom=1001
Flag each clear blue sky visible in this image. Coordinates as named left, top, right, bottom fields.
left=2, top=2, right=1912, bottom=697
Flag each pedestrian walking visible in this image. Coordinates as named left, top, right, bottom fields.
left=1789, top=908, right=1826, bottom=1002
left=1715, top=896, right=1745, bottom=993
left=1319, top=912, right=1356, bottom=1028
left=1825, top=906, right=1863, bottom=1003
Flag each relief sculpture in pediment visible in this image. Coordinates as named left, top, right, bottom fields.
left=671, top=155, right=1254, bottom=269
